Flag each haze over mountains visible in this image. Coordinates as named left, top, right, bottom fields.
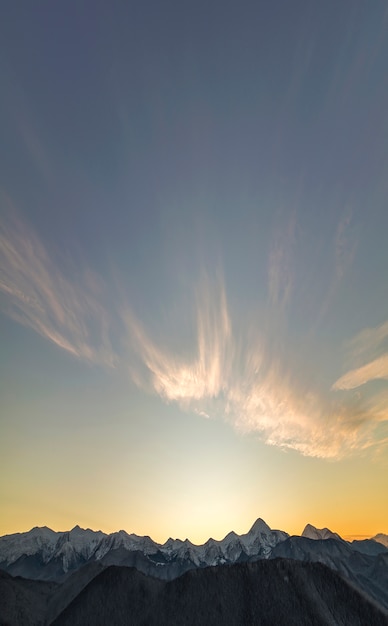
left=1, top=517, right=388, bottom=625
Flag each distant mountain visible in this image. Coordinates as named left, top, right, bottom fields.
left=350, top=539, right=388, bottom=556
left=0, top=518, right=288, bottom=582
left=374, top=533, right=388, bottom=548
left=271, top=535, right=388, bottom=610
left=1, top=518, right=388, bottom=613
left=301, top=523, right=343, bottom=542
left=2, top=560, right=387, bottom=626
left=0, top=525, right=107, bottom=582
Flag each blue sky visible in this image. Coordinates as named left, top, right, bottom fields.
left=1, top=0, right=388, bottom=540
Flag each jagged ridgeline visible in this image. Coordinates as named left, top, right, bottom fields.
left=1, top=519, right=388, bottom=625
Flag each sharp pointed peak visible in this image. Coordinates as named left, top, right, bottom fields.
left=164, top=537, right=183, bottom=545
left=248, top=518, right=271, bottom=534
left=223, top=530, right=238, bottom=540
left=302, top=523, right=317, bottom=534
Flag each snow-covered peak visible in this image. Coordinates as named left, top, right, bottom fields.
left=162, top=538, right=184, bottom=552
left=159, top=518, right=289, bottom=565
left=0, top=527, right=60, bottom=565
left=30, top=526, right=57, bottom=537
left=0, top=516, right=289, bottom=573
left=94, top=530, right=159, bottom=560
left=68, top=525, right=106, bottom=538
left=53, top=526, right=107, bottom=569
left=223, top=531, right=238, bottom=542
left=247, top=518, right=272, bottom=536
left=372, top=533, right=388, bottom=548
left=301, top=524, right=343, bottom=541
left=0, top=525, right=110, bottom=572
left=236, top=518, right=288, bottom=556
left=70, top=525, right=82, bottom=532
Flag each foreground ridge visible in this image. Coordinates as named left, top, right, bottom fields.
left=1, top=559, right=387, bottom=626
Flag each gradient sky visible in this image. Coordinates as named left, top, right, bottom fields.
left=1, top=1, right=388, bottom=543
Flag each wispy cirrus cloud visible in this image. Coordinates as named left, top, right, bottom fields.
left=346, top=320, right=388, bottom=365
left=3, top=72, right=54, bottom=183
left=335, top=206, right=358, bottom=281
left=333, top=320, right=388, bottom=391
left=311, top=206, right=358, bottom=333
left=120, top=271, right=386, bottom=459
left=1, top=206, right=386, bottom=460
left=0, top=202, right=116, bottom=366
left=120, top=271, right=234, bottom=406
left=331, top=321, right=388, bottom=454
left=333, top=355, right=388, bottom=391
left=267, top=213, right=296, bottom=314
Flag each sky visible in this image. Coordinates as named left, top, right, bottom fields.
left=1, top=0, right=388, bottom=544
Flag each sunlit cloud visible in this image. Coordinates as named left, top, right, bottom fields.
left=120, top=272, right=233, bottom=405
left=333, top=355, right=388, bottom=391
left=346, top=320, right=388, bottom=364
left=121, top=272, right=386, bottom=459
left=0, top=203, right=117, bottom=367
left=1, top=207, right=386, bottom=460
left=333, top=320, right=388, bottom=390
left=331, top=321, right=388, bottom=455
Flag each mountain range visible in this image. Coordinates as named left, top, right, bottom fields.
left=1, top=519, right=387, bottom=624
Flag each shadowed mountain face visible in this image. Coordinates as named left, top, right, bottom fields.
left=271, top=536, right=388, bottom=610
left=0, top=570, right=58, bottom=626
left=1, top=560, right=388, bottom=626
left=350, top=539, right=388, bottom=556
left=51, top=560, right=388, bottom=626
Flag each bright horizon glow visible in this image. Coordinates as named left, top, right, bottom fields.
left=1, top=1, right=388, bottom=543
left=0, top=516, right=386, bottom=547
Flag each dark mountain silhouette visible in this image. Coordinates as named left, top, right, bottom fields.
left=1, top=559, right=387, bottom=626
left=0, top=569, right=58, bottom=625
left=52, top=560, right=388, bottom=626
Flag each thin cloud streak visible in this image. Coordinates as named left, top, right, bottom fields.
left=347, top=320, right=388, bottom=364
left=333, top=320, right=388, bottom=390
left=333, top=355, right=388, bottom=391
left=335, top=206, right=358, bottom=281
left=311, top=206, right=358, bottom=334
left=0, top=205, right=116, bottom=367
left=267, top=213, right=296, bottom=315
